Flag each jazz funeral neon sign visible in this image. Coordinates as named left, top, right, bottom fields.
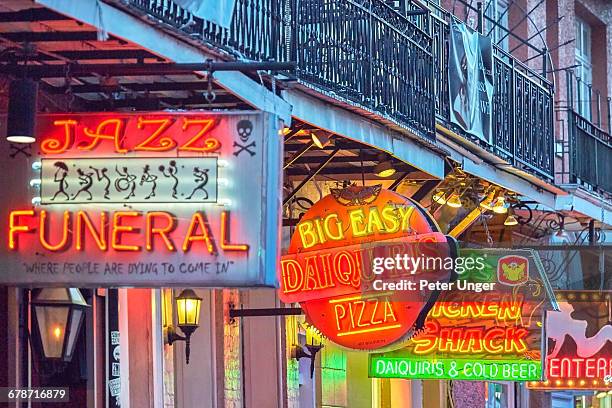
left=279, top=185, right=455, bottom=350
left=1, top=112, right=281, bottom=286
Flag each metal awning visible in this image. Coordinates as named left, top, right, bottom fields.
left=0, top=0, right=292, bottom=120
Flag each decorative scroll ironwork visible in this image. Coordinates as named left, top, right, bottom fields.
left=125, top=0, right=556, bottom=179
left=563, top=70, right=612, bottom=195
left=126, top=0, right=435, bottom=141
left=569, top=112, right=612, bottom=194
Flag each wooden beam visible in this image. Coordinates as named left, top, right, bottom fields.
left=0, top=31, right=118, bottom=42
left=411, top=179, right=441, bottom=202
left=389, top=172, right=410, bottom=191
left=0, top=8, right=69, bottom=22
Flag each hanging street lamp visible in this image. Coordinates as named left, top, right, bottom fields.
left=374, top=153, right=396, bottom=178
left=6, top=78, right=38, bottom=144
left=30, top=288, right=89, bottom=362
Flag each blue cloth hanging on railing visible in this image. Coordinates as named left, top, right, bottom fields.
left=172, top=0, right=237, bottom=28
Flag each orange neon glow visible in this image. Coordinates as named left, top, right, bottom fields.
left=39, top=210, right=70, bottom=251
left=280, top=233, right=449, bottom=304
left=411, top=320, right=528, bottom=355
left=182, top=212, right=215, bottom=254
left=8, top=209, right=250, bottom=256
left=220, top=211, right=248, bottom=251
left=145, top=212, right=176, bottom=251
left=179, top=118, right=221, bottom=152
left=429, top=297, right=523, bottom=321
left=40, top=120, right=77, bottom=154
left=53, top=326, right=62, bottom=339
left=111, top=211, right=141, bottom=251
left=331, top=296, right=399, bottom=337
left=336, top=324, right=402, bottom=337
left=80, top=118, right=127, bottom=153
left=9, top=210, right=35, bottom=249
left=282, top=249, right=362, bottom=295
left=296, top=206, right=416, bottom=250
left=281, top=187, right=442, bottom=350
left=75, top=210, right=107, bottom=251
left=35, top=113, right=238, bottom=155
left=134, top=117, right=177, bottom=151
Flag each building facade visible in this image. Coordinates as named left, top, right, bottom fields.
left=0, top=0, right=610, bottom=407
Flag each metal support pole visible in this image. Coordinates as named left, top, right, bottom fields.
left=596, top=90, right=602, bottom=127
left=567, top=70, right=574, bottom=111
left=283, top=142, right=314, bottom=170
left=388, top=172, right=410, bottom=191
left=607, top=97, right=611, bottom=134
left=576, top=77, right=582, bottom=115
left=476, top=2, right=484, bottom=34
left=588, top=219, right=595, bottom=244
left=283, top=148, right=340, bottom=205
left=0, top=61, right=297, bottom=78
left=229, top=307, right=303, bottom=318
left=411, top=179, right=441, bottom=202
left=495, top=0, right=546, bottom=46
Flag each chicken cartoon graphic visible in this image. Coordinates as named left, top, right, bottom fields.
left=497, top=255, right=529, bottom=286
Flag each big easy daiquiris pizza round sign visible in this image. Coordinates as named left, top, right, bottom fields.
left=278, top=185, right=457, bottom=350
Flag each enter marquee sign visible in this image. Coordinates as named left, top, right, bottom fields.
left=0, top=111, right=282, bottom=286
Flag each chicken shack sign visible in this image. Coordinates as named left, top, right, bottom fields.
left=369, top=249, right=554, bottom=381
left=0, top=111, right=282, bottom=287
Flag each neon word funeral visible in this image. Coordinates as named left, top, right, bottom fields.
left=8, top=210, right=248, bottom=254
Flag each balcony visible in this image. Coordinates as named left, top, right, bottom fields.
left=559, top=70, right=612, bottom=196
left=122, top=0, right=554, bottom=180
left=422, top=1, right=554, bottom=181
left=126, top=0, right=435, bottom=141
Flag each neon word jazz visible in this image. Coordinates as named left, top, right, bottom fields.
left=40, top=116, right=221, bottom=154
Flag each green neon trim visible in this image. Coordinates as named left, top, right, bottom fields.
left=369, top=357, right=542, bottom=381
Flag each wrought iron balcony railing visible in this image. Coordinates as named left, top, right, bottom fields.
left=127, top=0, right=435, bottom=141
left=123, top=0, right=554, bottom=180
left=560, top=70, right=612, bottom=195
left=425, top=2, right=554, bottom=181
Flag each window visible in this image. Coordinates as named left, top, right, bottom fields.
left=485, top=0, right=509, bottom=51
left=575, top=16, right=593, bottom=119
